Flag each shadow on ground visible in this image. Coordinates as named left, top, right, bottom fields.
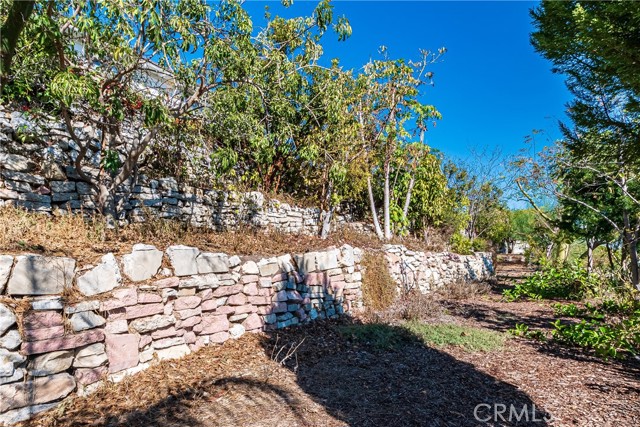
left=29, top=320, right=551, bottom=427
left=257, top=319, right=550, bottom=427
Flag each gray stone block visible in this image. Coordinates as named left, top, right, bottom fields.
left=122, top=244, right=163, bottom=282
left=7, top=254, right=75, bottom=296
left=77, top=253, right=121, bottom=296
left=166, top=245, right=200, bottom=276
left=196, top=252, right=229, bottom=274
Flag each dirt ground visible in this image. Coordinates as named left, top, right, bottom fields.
left=25, top=261, right=640, bottom=427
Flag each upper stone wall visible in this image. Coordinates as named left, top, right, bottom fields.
left=0, top=105, right=363, bottom=234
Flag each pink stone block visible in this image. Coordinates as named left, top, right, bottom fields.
left=23, top=325, right=65, bottom=342
left=105, top=307, right=126, bottom=320
left=164, top=302, right=174, bottom=315
left=154, top=277, right=179, bottom=288
left=248, top=296, right=270, bottom=305
left=258, top=288, right=273, bottom=297
left=113, top=287, right=138, bottom=306
left=193, top=314, right=229, bottom=335
left=330, top=281, right=346, bottom=297
left=176, top=315, right=202, bottom=329
left=243, top=282, right=258, bottom=296
left=22, top=329, right=105, bottom=355
left=75, top=366, right=108, bottom=385
left=241, top=275, right=259, bottom=284
left=271, top=272, right=287, bottom=282
left=209, top=331, right=229, bottom=344
left=304, top=272, right=327, bottom=286
left=151, top=326, right=177, bottom=340
left=22, top=311, right=63, bottom=329
left=227, top=293, right=247, bottom=306
left=198, top=289, right=213, bottom=301
left=212, top=284, right=243, bottom=297
left=234, top=304, right=257, bottom=315
left=183, top=331, right=197, bottom=344
left=137, top=293, right=162, bottom=303
left=106, top=333, right=140, bottom=373
left=174, top=296, right=201, bottom=311
left=215, top=306, right=235, bottom=315
left=201, top=299, right=217, bottom=311
left=139, top=334, right=152, bottom=349
left=175, top=307, right=201, bottom=320
left=242, top=313, right=263, bottom=331
left=100, top=299, right=126, bottom=311
left=125, top=303, right=164, bottom=320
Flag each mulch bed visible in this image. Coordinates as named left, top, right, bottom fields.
left=25, top=293, right=640, bottom=427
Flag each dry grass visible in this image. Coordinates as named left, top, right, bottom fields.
left=360, top=252, right=397, bottom=311
left=0, top=207, right=446, bottom=263
left=393, top=290, right=444, bottom=321
left=435, top=280, right=492, bottom=300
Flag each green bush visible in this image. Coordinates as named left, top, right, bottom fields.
left=450, top=232, right=472, bottom=255
left=503, top=264, right=599, bottom=301
left=551, top=310, right=640, bottom=359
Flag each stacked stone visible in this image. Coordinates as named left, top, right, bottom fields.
left=384, top=245, right=494, bottom=293
left=0, top=243, right=363, bottom=425
left=0, top=107, right=365, bottom=234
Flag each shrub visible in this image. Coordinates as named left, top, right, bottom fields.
left=551, top=311, right=640, bottom=359
left=450, top=232, right=472, bottom=255
left=395, top=290, right=442, bottom=321
left=503, top=263, right=599, bottom=301
left=361, top=252, right=397, bottom=311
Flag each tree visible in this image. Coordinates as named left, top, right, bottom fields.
left=0, top=0, right=35, bottom=83
left=354, top=48, right=443, bottom=240
left=5, top=0, right=351, bottom=227
left=531, top=1, right=640, bottom=288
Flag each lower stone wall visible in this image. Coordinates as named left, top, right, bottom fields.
left=0, top=244, right=363, bottom=425
left=384, top=245, right=494, bottom=293
left=0, top=242, right=494, bottom=425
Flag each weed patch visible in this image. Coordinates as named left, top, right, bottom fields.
left=406, top=321, right=507, bottom=352
left=361, top=253, right=397, bottom=311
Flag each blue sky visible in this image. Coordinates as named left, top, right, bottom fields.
left=244, top=0, right=573, bottom=163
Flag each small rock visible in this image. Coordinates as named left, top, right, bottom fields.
left=0, top=330, right=21, bottom=350
left=70, top=311, right=106, bottom=332
left=29, top=350, right=74, bottom=376
left=229, top=324, right=245, bottom=339
left=0, top=304, right=16, bottom=336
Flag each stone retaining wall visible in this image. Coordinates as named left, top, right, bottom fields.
left=383, top=245, right=494, bottom=293
left=0, top=244, right=363, bottom=425
left=0, top=107, right=362, bottom=234
left=0, top=241, right=495, bottom=425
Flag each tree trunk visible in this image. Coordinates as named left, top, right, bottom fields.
left=402, top=175, right=415, bottom=218
left=0, top=0, right=35, bottom=83
left=606, top=243, right=615, bottom=271
left=320, top=180, right=334, bottom=239
left=98, top=183, right=117, bottom=229
left=383, top=163, right=392, bottom=240
left=367, top=176, right=384, bottom=240
left=586, top=237, right=595, bottom=275
left=622, top=210, right=639, bottom=289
